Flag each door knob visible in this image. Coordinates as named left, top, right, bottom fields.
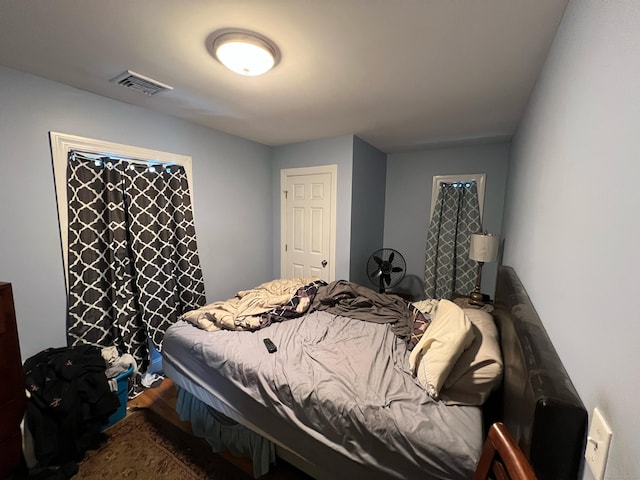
left=321, top=260, right=327, bottom=268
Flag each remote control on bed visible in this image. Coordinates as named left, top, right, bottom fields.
left=263, top=338, right=277, bottom=353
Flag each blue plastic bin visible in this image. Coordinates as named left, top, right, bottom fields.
left=103, top=364, right=134, bottom=430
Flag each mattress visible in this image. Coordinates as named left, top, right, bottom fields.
left=162, top=310, right=482, bottom=479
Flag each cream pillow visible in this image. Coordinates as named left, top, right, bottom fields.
left=409, top=299, right=475, bottom=399
left=440, top=308, right=503, bottom=406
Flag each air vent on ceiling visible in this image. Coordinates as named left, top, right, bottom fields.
left=109, top=70, right=173, bottom=96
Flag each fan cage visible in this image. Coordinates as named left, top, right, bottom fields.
left=366, top=248, right=406, bottom=293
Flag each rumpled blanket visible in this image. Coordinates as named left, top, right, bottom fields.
left=311, top=280, right=414, bottom=340
left=181, top=277, right=323, bottom=331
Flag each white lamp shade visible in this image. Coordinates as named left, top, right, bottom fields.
left=469, top=233, right=500, bottom=263
left=212, top=31, right=279, bottom=76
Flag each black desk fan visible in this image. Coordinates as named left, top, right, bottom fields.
left=366, top=248, right=406, bottom=293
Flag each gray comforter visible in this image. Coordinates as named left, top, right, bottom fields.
left=163, top=309, right=482, bottom=479
left=312, top=280, right=414, bottom=340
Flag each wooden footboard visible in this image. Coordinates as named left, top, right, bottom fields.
left=487, top=266, right=588, bottom=480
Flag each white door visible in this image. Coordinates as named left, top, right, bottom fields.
left=280, top=165, right=337, bottom=282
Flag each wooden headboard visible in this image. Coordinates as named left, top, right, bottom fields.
left=486, top=266, right=588, bottom=480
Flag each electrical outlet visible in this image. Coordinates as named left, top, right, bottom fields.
left=585, top=408, right=613, bottom=480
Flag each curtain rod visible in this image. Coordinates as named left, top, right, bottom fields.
left=70, top=149, right=172, bottom=167
left=440, top=180, right=477, bottom=187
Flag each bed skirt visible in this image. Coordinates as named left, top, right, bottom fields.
left=175, top=387, right=275, bottom=477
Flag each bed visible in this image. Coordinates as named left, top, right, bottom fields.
left=487, top=266, right=588, bottom=479
left=161, top=266, right=587, bottom=480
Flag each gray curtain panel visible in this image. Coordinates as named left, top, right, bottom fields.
left=66, top=152, right=205, bottom=370
left=424, top=181, right=481, bottom=299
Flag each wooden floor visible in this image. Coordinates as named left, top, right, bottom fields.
left=128, top=378, right=309, bottom=479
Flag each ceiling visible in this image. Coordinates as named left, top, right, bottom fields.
left=0, top=0, right=568, bottom=153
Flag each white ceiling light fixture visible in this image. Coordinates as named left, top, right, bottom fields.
left=208, top=29, right=280, bottom=77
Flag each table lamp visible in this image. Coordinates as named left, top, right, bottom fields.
left=469, top=232, right=500, bottom=304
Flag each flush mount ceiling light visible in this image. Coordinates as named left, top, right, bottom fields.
left=207, top=29, right=280, bottom=76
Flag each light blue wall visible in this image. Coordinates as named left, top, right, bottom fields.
left=0, top=66, right=273, bottom=361
left=504, top=1, right=640, bottom=478
left=350, top=136, right=387, bottom=287
left=271, top=136, right=354, bottom=281
left=385, top=143, right=509, bottom=300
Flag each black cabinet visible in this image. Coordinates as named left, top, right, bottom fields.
left=0, top=283, right=26, bottom=478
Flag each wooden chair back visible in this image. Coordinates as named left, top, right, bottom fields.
left=474, top=422, right=537, bottom=480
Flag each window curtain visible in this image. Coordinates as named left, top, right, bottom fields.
left=66, top=152, right=206, bottom=370
left=424, top=181, right=481, bottom=299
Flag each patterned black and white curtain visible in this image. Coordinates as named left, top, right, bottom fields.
left=424, top=181, right=481, bottom=299
left=66, top=152, right=206, bottom=369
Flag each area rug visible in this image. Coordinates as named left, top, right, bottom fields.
left=74, top=409, right=253, bottom=480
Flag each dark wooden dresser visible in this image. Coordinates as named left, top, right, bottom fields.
left=0, top=283, right=26, bottom=478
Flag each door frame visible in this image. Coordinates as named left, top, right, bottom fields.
left=280, top=165, right=337, bottom=281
